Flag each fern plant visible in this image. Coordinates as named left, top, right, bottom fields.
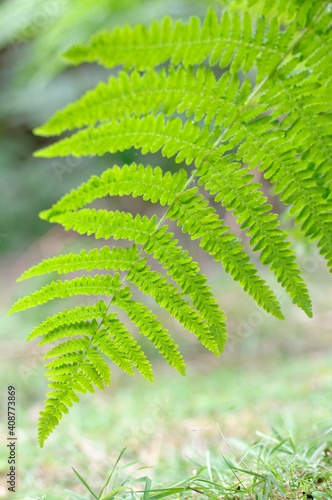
left=9, top=0, right=331, bottom=447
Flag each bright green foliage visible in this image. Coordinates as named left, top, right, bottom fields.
left=9, top=1, right=332, bottom=446
left=61, top=8, right=297, bottom=79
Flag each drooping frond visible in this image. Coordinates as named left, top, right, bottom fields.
left=39, top=345, right=109, bottom=446
left=11, top=2, right=332, bottom=446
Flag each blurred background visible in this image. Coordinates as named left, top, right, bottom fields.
left=0, top=0, right=331, bottom=498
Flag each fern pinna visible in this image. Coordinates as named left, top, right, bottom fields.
left=9, top=0, right=332, bottom=446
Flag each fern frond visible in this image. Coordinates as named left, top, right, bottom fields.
left=34, top=67, right=266, bottom=137
left=39, top=164, right=188, bottom=219
left=38, top=370, right=94, bottom=446
left=38, top=311, right=154, bottom=447
left=9, top=274, right=127, bottom=314
left=38, top=320, right=98, bottom=346
left=10, top=2, right=331, bottom=447
left=19, top=246, right=139, bottom=280
left=27, top=301, right=107, bottom=341
left=42, top=209, right=158, bottom=244
left=39, top=346, right=110, bottom=446
left=63, top=8, right=295, bottom=80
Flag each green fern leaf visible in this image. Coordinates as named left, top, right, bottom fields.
left=27, top=301, right=107, bottom=341
left=9, top=274, right=128, bottom=314
left=34, top=67, right=266, bottom=138
left=62, top=8, right=295, bottom=80
left=44, top=336, right=91, bottom=360
left=18, top=246, right=139, bottom=280
left=39, top=164, right=188, bottom=218
left=10, top=2, right=331, bottom=446
left=38, top=320, right=98, bottom=346
left=42, top=209, right=158, bottom=245
left=37, top=311, right=154, bottom=446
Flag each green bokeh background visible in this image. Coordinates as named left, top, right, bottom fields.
left=0, top=1, right=331, bottom=498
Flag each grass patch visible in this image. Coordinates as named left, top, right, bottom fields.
left=60, top=428, right=332, bottom=500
